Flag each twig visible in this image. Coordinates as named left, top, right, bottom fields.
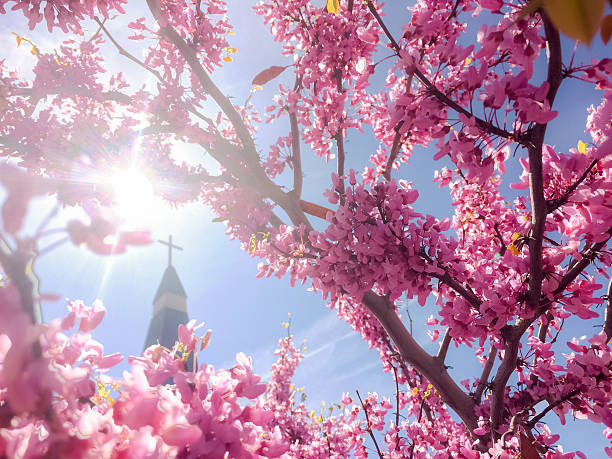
left=553, top=227, right=612, bottom=297
left=493, top=223, right=507, bottom=256
left=547, top=159, right=599, bottom=213
left=356, top=390, right=384, bottom=459
left=34, top=203, right=60, bottom=238
left=334, top=71, right=346, bottom=204
left=392, top=366, right=400, bottom=428
left=603, top=278, right=612, bottom=342
left=526, top=388, right=580, bottom=429
left=383, top=129, right=403, bottom=181
left=94, top=17, right=164, bottom=83
left=289, top=111, right=303, bottom=198
left=436, top=328, right=452, bottom=364
left=474, top=347, right=497, bottom=403
left=365, top=1, right=519, bottom=143
left=434, top=270, right=483, bottom=310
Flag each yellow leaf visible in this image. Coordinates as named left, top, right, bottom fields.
left=577, top=140, right=587, bottom=154
left=13, top=33, right=21, bottom=47
left=512, top=232, right=521, bottom=241
left=248, top=234, right=257, bottom=254
left=508, top=243, right=521, bottom=255
left=222, top=56, right=233, bottom=62
left=326, top=0, right=340, bottom=14
left=412, top=387, right=418, bottom=395
left=601, top=14, right=612, bottom=44
left=543, top=0, right=605, bottom=44
left=464, top=57, right=472, bottom=66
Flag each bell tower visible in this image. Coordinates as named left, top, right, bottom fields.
left=143, top=235, right=189, bottom=352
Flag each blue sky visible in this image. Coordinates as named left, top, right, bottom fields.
left=1, top=1, right=611, bottom=455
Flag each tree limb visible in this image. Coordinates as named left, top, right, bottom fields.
left=383, top=129, right=403, bottom=181
left=434, top=270, right=483, bottom=310
left=526, top=388, right=580, bottom=429
left=547, top=159, right=598, bottom=214
left=489, top=13, right=563, bottom=438
left=603, top=277, right=612, bottom=343
left=436, top=328, right=452, bottom=364
left=361, top=291, right=478, bottom=431
left=365, top=1, right=520, bottom=143
left=474, top=347, right=497, bottom=403
left=356, top=389, right=384, bottom=459
left=94, top=17, right=164, bottom=83
left=289, top=111, right=303, bottom=198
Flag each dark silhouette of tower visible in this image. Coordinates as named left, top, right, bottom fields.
left=143, top=236, right=190, bottom=359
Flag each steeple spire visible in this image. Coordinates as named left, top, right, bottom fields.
left=143, top=236, right=190, bottom=366
left=158, top=235, right=183, bottom=266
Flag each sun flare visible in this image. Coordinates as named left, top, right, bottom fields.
left=110, top=169, right=158, bottom=226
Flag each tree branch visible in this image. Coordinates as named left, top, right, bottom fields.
left=526, top=388, right=580, bottom=429
left=603, top=278, right=612, bottom=343
left=94, top=17, right=164, bottom=83
left=365, top=1, right=520, bottom=143
left=489, top=14, right=563, bottom=438
left=146, top=5, right=260, bottom=167
left=13, top=87, right=132, bottom=105
left=361, top=291, right=478, bottom=431
left=383, top=129, right=403, bottom=181
left=289, top=111, right=303, bottom=198
left=434, top=270, right=483, bottom=310
left=356, top=390, right=384, bottom=459
left=474, top=347, right=497, bottom=403
left=547, top=159, right=598, bottom=213
left=334, top=71, right=346, bottom=204
left=553, top=227, right=612, bottom=297
left=436, top=328, right=452, bottom=364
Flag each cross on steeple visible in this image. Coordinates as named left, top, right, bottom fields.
left=158, top=235, right=183, bottom=266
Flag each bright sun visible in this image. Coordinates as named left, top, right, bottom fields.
left=110, top=169, right=158, bottom=226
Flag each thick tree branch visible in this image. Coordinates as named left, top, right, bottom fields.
left=362, top=291, right=478, bottom=431
left=0, top=242, right=42, bottom=328
left=489, top=14, right=563, bottom=438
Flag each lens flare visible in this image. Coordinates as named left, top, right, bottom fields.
left=110, top=169, right=157, bottom=226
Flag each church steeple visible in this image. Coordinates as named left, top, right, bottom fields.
left=143, top=236, right=190, bottom=353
